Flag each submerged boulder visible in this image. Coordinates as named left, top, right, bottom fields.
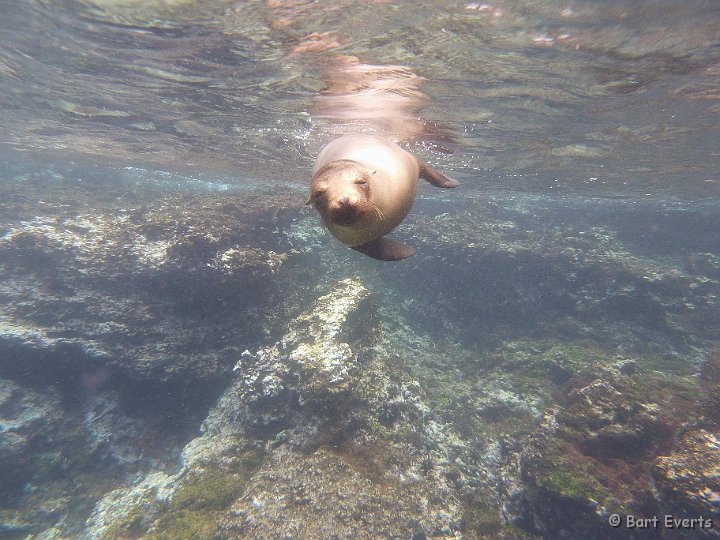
left=0, top=377, right=65, bottom=506
left=654, top=428, right=720, bottom=522
left=503, top=362, right=706, bottom=538
left=88, top=277, right=466, bottom=538
left=0, top=175, right=301, bottom=384
left=405, top=200, right=720, bottom=351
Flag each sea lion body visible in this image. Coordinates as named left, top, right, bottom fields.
left=309, top=135, right=459, bottom=260
left=313, top=135, right=418, bottom=247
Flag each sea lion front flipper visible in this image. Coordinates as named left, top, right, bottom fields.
left=418, top=161, right=460, bottom=188
left=353, top=238, right=416, bottom=261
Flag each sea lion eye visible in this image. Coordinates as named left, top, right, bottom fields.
left=312, top=189, right=327, bottom=206
left=354, top=178, right=368, bottom=185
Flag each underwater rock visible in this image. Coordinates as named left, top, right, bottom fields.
left=698, top=349, right=720, bottom=425
left=0, top=378, right=75, bottom=535
left=687, top=253, right=720, bottom=280
left=202, top=276, right=373, bottom=442
left=83, top=390, right=145, bottom=467
left=406, top=201, right=720, bottom=351
left=650, top=349, right=720, bottom=528
left=0, top=374, right=197, bottom=537
left=0, top=377, right=132, bottom=536
left=0, top=377, right=66, bottom=513
left=0, top=175, right=300, bottom=384
left=86, top=277, right=470, bottom=538
left=219, top=446, right=460, bottom=539
left=654, top=429, right=720, bottom=522
left=503, top=364, right=701, bottom=538
left=276, top=276, right=372, bottom=403
left=83, top=278, right=376, bottom=537
left=3, top=173, right=717, bottom=539
left=0, top=377, right=63, bottom=464
left=85, top=471, right=177, bottom=539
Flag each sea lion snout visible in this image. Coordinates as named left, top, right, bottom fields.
left=329, top=196, right=361, bottom=225
left=310, top=160, right=373, bottom=226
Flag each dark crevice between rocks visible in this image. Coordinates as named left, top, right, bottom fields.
left=0, top=343, right=233, bottom=536
left=0, top=341, right=228, bottom=451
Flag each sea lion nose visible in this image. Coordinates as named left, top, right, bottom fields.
left=331, top=197, right=358, bottom=224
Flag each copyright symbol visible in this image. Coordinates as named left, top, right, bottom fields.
left=609, top=514, right=622, bottom=528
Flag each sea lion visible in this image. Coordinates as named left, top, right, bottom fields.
left=307, top=134, right=459, bottom=261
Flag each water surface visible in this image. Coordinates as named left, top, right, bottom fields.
left=1, top=0, right=718, bottom=197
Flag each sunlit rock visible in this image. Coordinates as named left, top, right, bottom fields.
left=85, top=471, right=177, bottom=540
left=199, top=276, right=373, bottom=446
left=654, top=429, right=720, bottom=518
left=279, top=277, right=371, bottom=400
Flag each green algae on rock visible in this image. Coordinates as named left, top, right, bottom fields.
left=505, top=361, right=707, bottom=537
left=144, top=457, right=264, bottom=540
left=86, top=471, right=177, bottom=540
left=218, top=446, right=461, bottom=539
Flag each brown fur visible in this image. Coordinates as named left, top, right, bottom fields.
left=308, top=135, right=458, bottom=260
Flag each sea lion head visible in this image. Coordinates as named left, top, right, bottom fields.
left=308, top=159, right=376, bottom=226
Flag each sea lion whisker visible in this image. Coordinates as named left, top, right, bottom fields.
left=370, top=201, right=385, bottom=222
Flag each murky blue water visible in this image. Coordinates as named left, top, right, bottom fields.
left=1, top=1, right=719, bottom=538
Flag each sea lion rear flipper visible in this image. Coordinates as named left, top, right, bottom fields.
left=353, top=238, right=416, bottom=261
left=418, top=161, right=460, bottom=188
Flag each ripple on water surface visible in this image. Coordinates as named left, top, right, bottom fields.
left=0, top=0, right=718, bottom=197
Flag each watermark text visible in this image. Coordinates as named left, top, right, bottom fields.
left=609, top=514, right=713, bottom=531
